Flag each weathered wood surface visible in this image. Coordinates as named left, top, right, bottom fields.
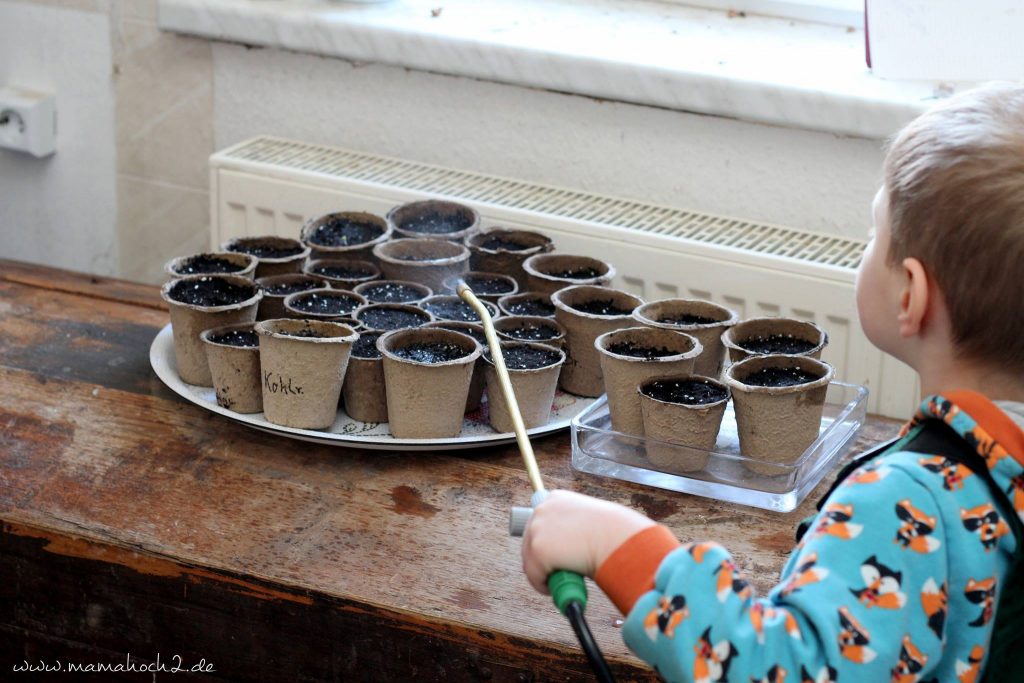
left=0, top=259, right=903, bottom=681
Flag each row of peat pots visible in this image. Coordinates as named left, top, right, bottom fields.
left=160, top=198, right=834, bottom=471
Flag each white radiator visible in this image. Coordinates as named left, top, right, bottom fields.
left=209, top=136, right=918, bottom=419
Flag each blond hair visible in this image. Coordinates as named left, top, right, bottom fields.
left=885, top=83, right=1024, bottom=373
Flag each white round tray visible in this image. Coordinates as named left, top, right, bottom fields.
left=150, top=323, right=596, bottom=450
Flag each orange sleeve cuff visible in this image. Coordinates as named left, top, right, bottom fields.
left=594, top=525, right=681, bottom=615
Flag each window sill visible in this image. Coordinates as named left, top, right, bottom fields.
left=159, top=0, right=948, bottom=139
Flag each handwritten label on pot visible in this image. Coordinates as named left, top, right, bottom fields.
left=264, top=372, right=303, bottom=396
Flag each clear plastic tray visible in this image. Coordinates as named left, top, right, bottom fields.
left=571, top=381, right=868, bottom=512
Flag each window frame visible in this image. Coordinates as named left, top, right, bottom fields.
left=658, top=0, right=864, bottom=28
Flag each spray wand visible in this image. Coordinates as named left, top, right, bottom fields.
left=456, top=281, right=616, bottom=683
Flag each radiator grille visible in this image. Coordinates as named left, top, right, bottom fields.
left=222, top=137, right=865, bottom=271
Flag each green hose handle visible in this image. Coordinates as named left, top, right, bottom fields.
left=549, top=569, right=588, bottom=614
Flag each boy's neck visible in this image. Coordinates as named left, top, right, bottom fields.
left=918, top=356, right=1024, bottom=405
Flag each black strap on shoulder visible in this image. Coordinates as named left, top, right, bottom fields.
left=798, top=418, right=1024, bottom=683
left=910, top=420, right=1024, bottom=544
left=911, top=421, right=1024, bottom=683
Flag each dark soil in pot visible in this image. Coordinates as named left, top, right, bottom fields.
left=570, top=299, right=634, bottom=316
left=738, top=335, right=818, bottom=356
left=356, top=304, right=433, bottom=331
left=263, top=279, right=322, bottom=296
left=500, top=322, right=561, bottom=342
left=352, top=332, right=384, bottom=359
left=451, top=273, right=516, bottom=296
left=549, top=266, right=601, bottom=279
left=740, top=366, right=822, bottom=387
left=642, top=378, right=728, bottom=405
left=477, top=234, right=540, bottom=251
left=228, top=241, right=305, bottom=259
left=388, top=200, right=480, bottom=243
left=277, top=327, right=337, bottom=338
left=722, top=317, right=828, bottom=363
left=307, top=261, right=377, bottom=280
left=485, top=345, right=561, bottom=370
left=400, top=210, right=473, bottom=235
left=606, top=341, right=678, bottom=359
left=172, top=253, right=251, bottom=274
left=306, top=216, right=384, bottom=247
left=391, top=342, right=471, bottom=363
left=499, top=294, right=555, bottom=318
left=167, top=278, right=256, bottom=307
left=287, top=291, right=364, bottom=316
left=523, top=254, right=615, bottom=295
left=657, top=313, right=718, bottom=325
left=421, top=296, right=498, bottom=323
left=426, top=322, right=487, bottom=346
left=356, top=281, right=431, bottom=304
left=206, top=329, right=259, bottom=347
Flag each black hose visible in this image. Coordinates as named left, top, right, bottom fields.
left=563, top=601, right=616, bottom=683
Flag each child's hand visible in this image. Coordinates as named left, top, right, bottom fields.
left=521, top=490, right=655, bottom=594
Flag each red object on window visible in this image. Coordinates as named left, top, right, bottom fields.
left=864, top=1, right=872, bottom=68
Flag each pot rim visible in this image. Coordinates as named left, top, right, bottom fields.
left=372, top=237, right=470, bottom=266
left=633, top=298, right=739, bottom=330
left=522, top=253, right=616, bottom=287
left=422, top=320, right=488, bottom=348
left=481, top=340, right=565, bottom=372
left=724, top=353, right=835, bottom=395
left=493, top=315, right=567, bottom=343
left=302, top=258, right=381, bottom=284
left=354, top=279, right=433, bottom=303
left=255, top=273, right=329, bottom=298
left=551, top=285, right=644, bottom=320
left=377, top=327, right=482, bottom=367
left=637, top=373, right=731, bottom=409
left=299, top=211, right=392, bottom=252
left=282, top=287, right=368, bottom=319
left=466, top=227, right=553, bottom=254
left=443, top=270, right=519, bottom=297
left=386, top=199, right=481, bottom=240
left=353, top=302, right=436, bottom=331
left=160, top=274, right=264, bottom=313
left=420, top=294, right=500, bottom=323
left=254, top=318, right=359, bottom=344
left=221, top=236, right=312, bottom=264
left=199, top=322, right=261, bottom=351
left=496, top=291, right=555, bottom=317
left=721, top=316, right=829, bottom=356
left=164, top=251, right=258, bottom=279
left=595, top=326, right=703, bottom=363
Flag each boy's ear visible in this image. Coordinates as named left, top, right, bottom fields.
left=898, top=257, right=930, bottom=338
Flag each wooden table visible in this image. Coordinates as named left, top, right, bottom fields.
left=0, top=260, right=902, bottom=682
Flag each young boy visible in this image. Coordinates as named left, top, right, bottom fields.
left=522, top=83, right=1024, bottom=682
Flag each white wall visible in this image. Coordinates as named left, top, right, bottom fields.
left=214, top=44, right=885, bottom=240
left=0, top=1, right=118, bottom=275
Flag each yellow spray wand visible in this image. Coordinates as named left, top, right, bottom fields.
left=457, top=281, right=615, bottom=683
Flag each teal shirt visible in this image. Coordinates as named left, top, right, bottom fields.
left=622, top=395, right=1022, bottom=683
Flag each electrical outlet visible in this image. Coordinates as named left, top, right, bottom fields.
left=0, top=86, right=56, bottom=157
